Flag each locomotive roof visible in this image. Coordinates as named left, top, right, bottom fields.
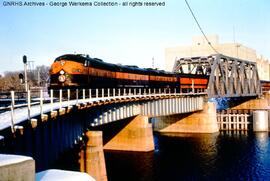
left=55, top=54, right=174, bottom=76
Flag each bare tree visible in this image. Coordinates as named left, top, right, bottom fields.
left=0, top=71, right=24, bottom=91
left=0, top=65, right=50, bottom=92
left=36, top=65, right=50, bottom=86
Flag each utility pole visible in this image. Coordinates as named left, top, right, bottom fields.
left=23, top=55, right=28, bottom=92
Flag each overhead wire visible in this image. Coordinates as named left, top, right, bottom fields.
left=184, top=0, right=220, bottom=54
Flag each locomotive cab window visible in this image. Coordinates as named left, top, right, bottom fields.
left=54, top=55, right=86, bottom=64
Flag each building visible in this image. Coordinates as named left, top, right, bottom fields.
left=165, top=35, right=269, bottom=81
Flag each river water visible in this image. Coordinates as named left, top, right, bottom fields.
left=105, top=132, right=270, bottom=181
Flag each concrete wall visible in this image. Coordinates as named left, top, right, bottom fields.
left=104, top=115, right=154, bottom=152
left=231, top=94, right=270, bottom=110
left=154, top=102, right=219, bottom=133
left=0, top=154, right=35, bottom=181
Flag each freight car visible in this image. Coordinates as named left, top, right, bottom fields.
left=49, top=54, right=209, bottom=93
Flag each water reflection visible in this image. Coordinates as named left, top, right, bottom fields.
left=105, top=150, right=154, bottom=181
left=155, top=133, right=220, bottom=180
left=105, top=132, right=270, bottom=181
left=255, top=132, right=268, bottom=153
left=254, top=132, right=270, bottom=179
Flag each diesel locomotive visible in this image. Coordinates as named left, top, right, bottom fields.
left=49, top=54, right=209, bottom=92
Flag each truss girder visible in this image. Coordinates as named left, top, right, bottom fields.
left=173, top=54, right=261, bottom=98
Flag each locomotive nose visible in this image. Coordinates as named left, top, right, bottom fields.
left=58, top=69, right=66, bottom=82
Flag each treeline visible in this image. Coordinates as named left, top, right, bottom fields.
left=0, top=65, right=50, bottom=92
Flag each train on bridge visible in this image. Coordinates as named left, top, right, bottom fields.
left=49, top=54, right=209, bottom=92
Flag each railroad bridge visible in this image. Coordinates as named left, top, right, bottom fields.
left=0, top=54, right=268, bottom=181
left=173, top=54, right=262, bottom=98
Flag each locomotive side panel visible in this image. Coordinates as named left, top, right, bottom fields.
left=115, top=72, right=149, bottom=88
left=149, top=75, right=178, bottom=89
left=88, top=67, right=117, bottom=88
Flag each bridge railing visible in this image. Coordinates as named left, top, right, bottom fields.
left=2, top=87, right=206, bottom=110
left=1, top=87, right=206, bottom=133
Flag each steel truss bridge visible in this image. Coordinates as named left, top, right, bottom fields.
left=173, top=54, right=261, bottom=98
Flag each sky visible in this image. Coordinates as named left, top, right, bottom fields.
left=0, top=0, right=269, bottom=75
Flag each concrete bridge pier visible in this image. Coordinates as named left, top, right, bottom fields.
left=253, top=111, right=268, bottom=132
left=231, top=93, right=270, bottom=131
left=154, top=102, right=219, bottom=133
left=104, top=115, right=154, bottom=152
left=80, top=131, right=107, bottom=181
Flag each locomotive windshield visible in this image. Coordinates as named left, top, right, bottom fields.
left=54, top=54, right=86, bottom=64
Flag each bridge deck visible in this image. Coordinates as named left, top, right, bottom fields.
left=0, top=92, right=206, bottom=131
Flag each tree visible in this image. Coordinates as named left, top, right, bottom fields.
left=0, top=65, right=50, bottom=92
left=36, top=65, right=50, bottom=86
left=0, top=71, right=24, bottom=91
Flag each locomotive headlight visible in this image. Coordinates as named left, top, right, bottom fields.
left=60, top=70, right=65, bottom=75
left=58, top=75, right=66, bottom=82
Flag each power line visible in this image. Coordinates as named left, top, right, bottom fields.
left=184, top=0, right=220, bottom=54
